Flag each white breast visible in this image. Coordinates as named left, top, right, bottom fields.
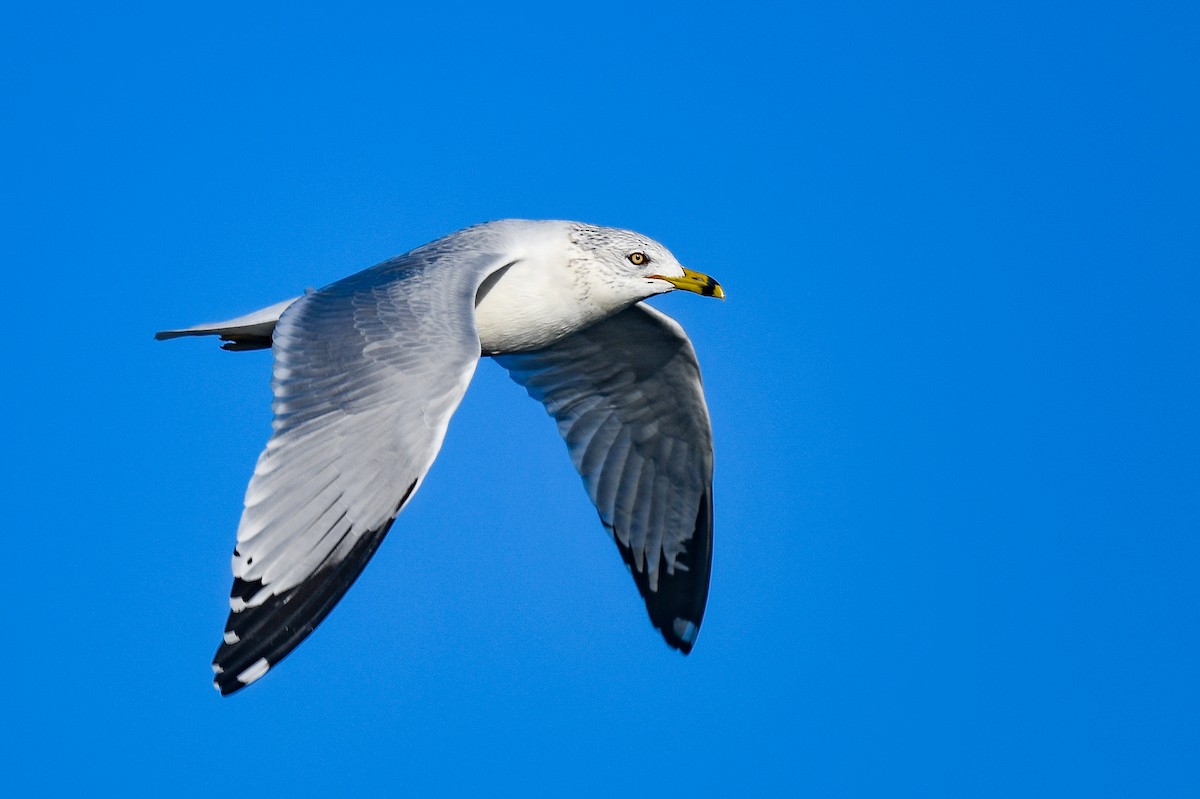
left=474, top=229, right=612, bottom=355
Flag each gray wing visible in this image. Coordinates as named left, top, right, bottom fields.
left=495, top=303, right=714, bottom=653
left=213, top=245, right=513, bottom=694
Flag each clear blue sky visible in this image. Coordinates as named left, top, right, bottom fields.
left=4, top=2, right=1197, bottom=795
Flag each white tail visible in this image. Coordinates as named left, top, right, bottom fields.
left=155, top=297, right=300, bottom=350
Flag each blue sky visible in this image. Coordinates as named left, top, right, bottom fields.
left=4, top=2, right=1197, bottom=795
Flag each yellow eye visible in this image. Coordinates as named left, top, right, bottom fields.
left=628, top=252, right=647, bottom=265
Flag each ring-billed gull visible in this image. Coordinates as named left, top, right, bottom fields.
left=157, top=219, right=724, bottom=694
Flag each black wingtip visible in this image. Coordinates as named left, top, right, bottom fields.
left=210, top=479, right=420, bottom=696
left=211, top=523, right=390, bottom=696
left=610, top=486, right=713, bottom=655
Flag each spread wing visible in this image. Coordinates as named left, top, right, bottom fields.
left=495, top=303, right=714, bottom=652
left=213, top=244, right=514, bottom=694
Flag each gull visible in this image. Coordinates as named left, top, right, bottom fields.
left=157, top=219, right=724, bottom=694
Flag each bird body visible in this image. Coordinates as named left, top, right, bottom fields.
left=474, top=219, right=610, bottom=354
left=158, top=219, right=723, bottom=694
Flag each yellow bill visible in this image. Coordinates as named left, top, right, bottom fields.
left=652, top=267, right=726, bottom=299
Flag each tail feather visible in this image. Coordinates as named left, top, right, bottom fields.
left=155, top=297, right=299, bottom=350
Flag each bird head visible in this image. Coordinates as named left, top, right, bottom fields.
left=570, top=224, right=725, bottom=309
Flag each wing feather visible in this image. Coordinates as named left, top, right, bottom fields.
left=212, top=244, right=513, bottom=694
left=496, top=302, right=715, bottom=652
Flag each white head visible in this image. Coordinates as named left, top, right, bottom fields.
left=472, top=219, right=725, bottom=355
left=567, top=223, right=725, bottom=309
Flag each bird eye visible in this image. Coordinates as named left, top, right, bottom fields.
left=628, top=252, right=647, bottom=265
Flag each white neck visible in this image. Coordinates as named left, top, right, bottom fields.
left=474, top=224, right=629, bottom=355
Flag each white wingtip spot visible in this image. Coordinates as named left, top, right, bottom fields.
left=212, top=663, right=223, bottom=674
left=673, top=618, right=698, bottom=644
left=230, top=596, right=247, bottom=612
left=237, top=657, right=270, bottom=686
left=223, top=630, right=239, bottom=645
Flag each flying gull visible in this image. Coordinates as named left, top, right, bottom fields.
left=157, top=219, right=724, bottom=694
